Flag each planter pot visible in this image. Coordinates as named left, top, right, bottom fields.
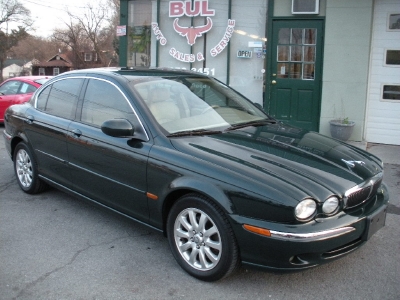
left=329, top=120, right=355, bottom=141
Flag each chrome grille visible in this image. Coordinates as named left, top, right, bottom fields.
left=344, top=173, right=383, bottom=209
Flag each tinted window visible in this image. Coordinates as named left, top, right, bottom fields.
left=44, top=78, right=83, bottom=119
left=36, top=85, right=51, bottom=110
left=81, top=79, right=135, bottom=127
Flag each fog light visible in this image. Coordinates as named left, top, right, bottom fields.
left=295, top=199, right=316, bottom=220
left=322, top=197, right=339, bottom=214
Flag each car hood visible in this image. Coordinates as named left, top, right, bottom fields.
left=169, top=123, right=383, bottom=202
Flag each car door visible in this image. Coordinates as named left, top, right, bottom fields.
left=67, top=78, right=151, bottom=221
left=24, top=78, right=84, bottom=187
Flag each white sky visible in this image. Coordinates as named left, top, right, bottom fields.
left=19, top=0, right=100, bottom=37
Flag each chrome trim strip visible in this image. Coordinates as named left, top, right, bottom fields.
left=269, top=226, right=356, bottom=241
left=33, top=75, right=150, bottom=142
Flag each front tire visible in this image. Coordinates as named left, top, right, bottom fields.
left=167, top=194, right=239, bottom=281
left=14, top=142, right=47, bottom=194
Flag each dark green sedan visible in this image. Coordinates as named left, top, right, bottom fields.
left=2, top=68, right=389, bottom=281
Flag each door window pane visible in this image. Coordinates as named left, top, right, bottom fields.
left=304, top=46, right=315, bottom=62
left=290, top=64, right=302, bottom=79
left=304, top=29, right=316, bottom=44
left=81, top=79, right=135, bottom=127
left=291, top=29, right=303, bottom=45
left=278, top=46, right=289, bottom=61
left=278, top=28, right=290, bottom=44
left=275, top=27, right=317, bottom=80
left=303, top=64, right=315, bottom=79
left=291, top=46, right=303, bottom=61
left=277, top=63, right=289, bottom=78
left=45, top=79, right=83, bottom=119
left=0, top=81, right=21, bottom=95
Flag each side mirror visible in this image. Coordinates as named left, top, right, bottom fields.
left=101, top=119, right=134, bottom=137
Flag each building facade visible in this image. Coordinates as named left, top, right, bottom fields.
left=119, top=0, right=400, bottom=145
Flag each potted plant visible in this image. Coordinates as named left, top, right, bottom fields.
left=329, top=117, right=355, bottom=141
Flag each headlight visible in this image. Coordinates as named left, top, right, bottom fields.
left=322, top=196, right=339, bottom=214
left=295, top=199, right=317, bottom=220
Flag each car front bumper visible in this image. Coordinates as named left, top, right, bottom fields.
left=230, top=183, right=389, bottom=271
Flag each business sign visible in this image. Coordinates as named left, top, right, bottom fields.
left=116, top=25, right=126, bottom=37
left=151, top=0, right=236, bottom=63
left=237, top=50, right=252, bottom=58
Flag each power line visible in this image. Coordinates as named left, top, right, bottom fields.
left=20, top=0, right=88, bottom=12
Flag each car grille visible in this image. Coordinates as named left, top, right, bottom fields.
left=344, top=173, right=383, bottom=209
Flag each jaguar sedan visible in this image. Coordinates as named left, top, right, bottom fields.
left=0, top=76, right=51, bottom=123
left=2, top=68, right=389, bottom=281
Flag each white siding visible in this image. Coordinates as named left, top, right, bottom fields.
left=366, top=0, right=400, bottom=145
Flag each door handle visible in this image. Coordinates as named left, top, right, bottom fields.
left=71, top=129, right=82, bottom=138
left=25, top=115, right=34, bottom=124
left=271, top=80, right=277, bottom=85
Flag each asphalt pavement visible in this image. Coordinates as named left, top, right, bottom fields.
left=1, top=125, right=399, bottom=300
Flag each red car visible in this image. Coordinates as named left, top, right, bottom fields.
left=0, top=76, right=51, bottom=123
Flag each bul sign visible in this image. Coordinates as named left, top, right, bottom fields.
left=151, top=0, right=236, bottom=63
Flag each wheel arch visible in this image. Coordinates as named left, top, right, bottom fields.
left=161, top=177, right=235, bottom=236
left=10, top=133, right=29, bottom=160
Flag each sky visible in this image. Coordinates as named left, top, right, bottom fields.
left=18, top=0, right=100, bottom=37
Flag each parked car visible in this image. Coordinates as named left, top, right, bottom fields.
left=0, top=76, right=51, bottom=123
left=2, top=68, right=389, bottom=281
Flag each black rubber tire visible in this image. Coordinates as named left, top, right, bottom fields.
left=13, top=142, right=48, bottom=194
left=167, top=193, right=239, bottom=281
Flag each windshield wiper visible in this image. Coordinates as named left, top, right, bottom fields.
left=225, top=119, right=276, bottom=131
left=167, top=129, right=222, bottom=137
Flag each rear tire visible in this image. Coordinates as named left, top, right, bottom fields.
left=167, top=194, right=239, bottom=281
left=14, top=142, right=47, bottom=194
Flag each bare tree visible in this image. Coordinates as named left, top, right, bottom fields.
left=51, top=1, right=119, bottom=69
left=0, top=0, right=32, bottom=81
left=10, top=35, right=67, bottom=61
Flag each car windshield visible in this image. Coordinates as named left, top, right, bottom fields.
left=130, top=76, right=272, bottom=135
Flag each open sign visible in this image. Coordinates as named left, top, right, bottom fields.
left=237, top=50, right=252, bottom=58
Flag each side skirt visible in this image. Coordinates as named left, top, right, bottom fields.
left=39, top=175, right=163, bottom=234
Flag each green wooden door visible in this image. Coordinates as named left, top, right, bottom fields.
left=268, top=20, right=324, bottom=131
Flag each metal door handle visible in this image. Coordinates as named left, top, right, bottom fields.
left=271, top=80, right=277, bottom=85
left=71, top=129, right=82, bottom=138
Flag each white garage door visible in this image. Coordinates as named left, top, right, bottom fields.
left=366, top=0, right=400, bottom=145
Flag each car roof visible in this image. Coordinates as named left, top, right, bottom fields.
left=2, top=76, right=52, bottom=84
left=59, top=67, right=209, bottom=79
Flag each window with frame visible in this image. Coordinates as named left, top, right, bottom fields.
left=53, top=68, right=60, bottom=76
left=277, top=28, right=316, bottom=80
left=43, top=78, right=84, bottom=119
left=388, top=13, right=400, bottom=30
left=385, top=50, right=400, bottom=65
left=39, top=68, right=45, bottom=76
left=84, top=53, right=92, bottom=61
left=81, top=79, right=136, bottom=127
left=382, top=85, right=400, bottom=101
